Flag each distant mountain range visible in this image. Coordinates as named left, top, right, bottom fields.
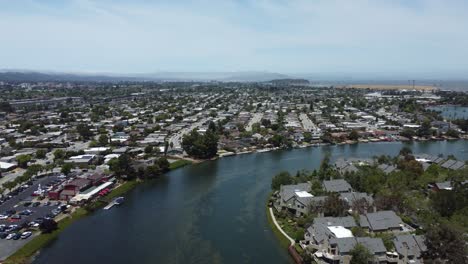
left=0, top=70, right=291, bottom=82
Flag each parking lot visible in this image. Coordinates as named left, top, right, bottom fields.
left=0, top=174, right=65, bottom=260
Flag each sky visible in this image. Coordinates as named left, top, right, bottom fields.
left=1, top=0, right=468, bottom=78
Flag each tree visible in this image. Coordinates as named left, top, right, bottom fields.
left=349, top=130, right=360, bottom=141
left=35, top=149, right=47, bottom=159
left=61, top=163, right=73, bottom=175
left=76, top=123, right=93, bottom=140
left=108, top=154, right=135, bottom=179
left=417, top=120, right=432, bottom=137
left=26, top=164, right=43, bottom=176
left=0, top=102, right=13, bottom=113
left=155, top=157, right=170, bottom=173
left=98, top=134, right=109, bottom=146
left=322, top=193, right=349, bottom=217
left=53, top=149, right=66, bottom=162
left=16, top=154, right=31, bottom=169
left=271, top=171, right=293, bottom=190
left=445, top=128, right=459, bottom=138
left=350, top=244, right=373, bottom=264
left=144, top=145, right=153, bottom=154
left=423, top=222, right=467, bottom=263
left=40, top=219, right=58, bottom=234
left=400, top=128, right=415, bottom=139
left=399, top=146, right=412, bottom=157
left=182, top=130, right=219, bottom=159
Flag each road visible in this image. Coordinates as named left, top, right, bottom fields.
left=299, top=113, right=319, bottom=132
left=246, top=113, right=263, bottom=132
left=168, top=117, right=207, bottom=151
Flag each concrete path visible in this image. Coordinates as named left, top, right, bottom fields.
left=269, top=207, right=295, bottom=246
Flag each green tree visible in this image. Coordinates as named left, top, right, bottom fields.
left=322, top=193, right=349, bottom=217
left=271, top=171, right=293, bottom=190
left=35, top=149, right=47, bottom=159
left=76, top=123, right=93, bottom=140
left=61, top=163, right=73, bottom=175
left=348, top=130, right=360, bottom=140
left=182, top=130, right=218, bottom=159
left=417, top=120, right=432, bottom=137
left=423, top=222, right=467, bottom=263
left=108, top=154, right=135, bottom=179
left=53, top=149, right=66, bottom=162
left=446, top=128, right=459, bottom=138
left=350, top=243, right=373, bottom=264
left=16, top=154, right=32, bottom=169
left=155, top=157, right=170, bottom=173
left=98, top=134, right=109, bottom=146
left=144, top=145, right=153, bottom=154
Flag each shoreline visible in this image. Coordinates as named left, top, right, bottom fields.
left=218, top=137, right=467, bottom=159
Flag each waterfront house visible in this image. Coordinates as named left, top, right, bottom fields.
left=393, top=234, right=427, bottom=263
left=322, top=179, right=353, bottom=193
left=274, top=182, right=322, bottom=217
left=359, top=211, right=403, bottom=233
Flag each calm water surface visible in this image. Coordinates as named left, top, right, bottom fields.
left=427, top=105, right=468, bottom=120
left=33, top=141, right=468, bottom=264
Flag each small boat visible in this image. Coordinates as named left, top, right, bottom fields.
left=114, top=197, right=125, bottom=205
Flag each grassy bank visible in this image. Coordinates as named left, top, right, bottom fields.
left=169, top=159, right=192, bottom=170
left=266, top=206, right=291, bottom=249
left=5, top=208, right=89, bottom=264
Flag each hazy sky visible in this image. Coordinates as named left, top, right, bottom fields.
left=1, top=0, right=468, bottom=76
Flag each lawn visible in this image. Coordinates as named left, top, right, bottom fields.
left=169, top=159, right=192, bottom=170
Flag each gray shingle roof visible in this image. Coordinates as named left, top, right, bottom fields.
left=393, top=235, right=426, bottom=258
left=313, top=216, right=357, bottom=228
left=330, top=237, right=386, bottom=255
left=279, top=183, right=311, bottom=202
left=323, top=179, right=352, bottom=193
left=339, top=192, right=374, bottom=206
left=441, top=159, right=456, bottom=169
left=360, top=211, right=402, bottom=231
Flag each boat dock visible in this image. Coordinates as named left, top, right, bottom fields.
left=103, top=197, right=124, bottom=210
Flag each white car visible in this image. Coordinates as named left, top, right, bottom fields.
left=6, top=233, right=15, bottom=240
left=21, top=231, right=32, bottom=239
left=0, top=215, right=8, bottom=220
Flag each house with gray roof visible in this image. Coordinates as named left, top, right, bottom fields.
left=393, top=234, right=427, bottom=262
left=323, top=179, right=353, bottom=193
left=304, top=216, right=357, bottom=248
left=314, top=237, right=387, bottom=264
left=274, top=182, right=321, bottom=217
left=377, top=163, right=398, bottom=174
left=360, top=211, right=403, bottom=233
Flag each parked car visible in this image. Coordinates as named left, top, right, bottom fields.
left=10, top=215, right=21, bottom=220
left=19, top=210, right=33, bottom=216
left=32, top=202, right=41, bottom=207
left=0, top=215, right=8, bottom=220
left=21, top=231, right=32, bottom=239
left=23, top=202, right=32, bottom=207
left=0, top=232, right=8, bottom=239
left=6, top=233, right=15, bottom=240
left=29, top=221, right=40, bottom=228
left=12, top=233, right=21, bottom=240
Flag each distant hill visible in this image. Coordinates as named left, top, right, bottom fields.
left=0, top=70, right=291, bottom=82
left=0, top=71, right=143, bottom=82
left=267, top=79, right=310, bottom=86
